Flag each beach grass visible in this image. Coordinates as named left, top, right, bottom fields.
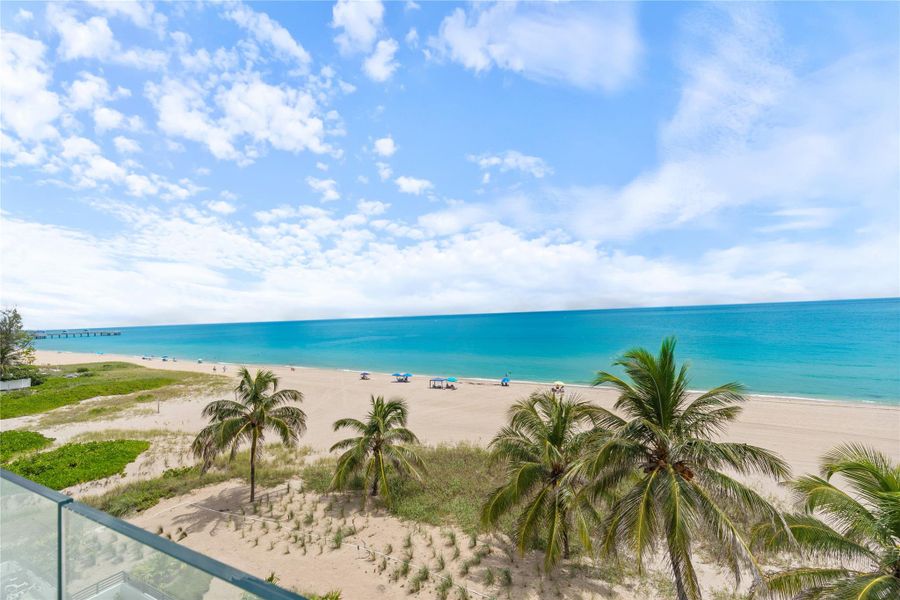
left=302, top=443, right=505, bottom=533
left=84, top=445, right=310, bottom=517
left=5, top=439, right=150, bottom=489
left=0, top=429, right=55, bottom=462
left=0, top=362, right=219, bottom=420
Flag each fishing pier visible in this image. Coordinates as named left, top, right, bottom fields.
left=33, top=330, right=122, bottom=339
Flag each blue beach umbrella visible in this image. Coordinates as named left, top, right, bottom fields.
left=403, top=373, right=413, bottom=378
left=446, top=377, right=457, bottom=383
left=392, top=373, right=402, bottom=377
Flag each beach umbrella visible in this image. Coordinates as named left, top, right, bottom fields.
left=403, top=373, right=413, bottom=378
left=446, top=377, right=457, bottom=383
left=554, top=381, right=565, bottom=386
left=392, top=373, right=402, bottom=377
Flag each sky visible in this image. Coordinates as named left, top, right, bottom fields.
left=1, top=1, right=898, bottom=328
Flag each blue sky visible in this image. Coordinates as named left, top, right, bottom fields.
left=1, top=1, right=898, bottom=328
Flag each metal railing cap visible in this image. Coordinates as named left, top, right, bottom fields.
left=1, top=468, right=73, bottom=505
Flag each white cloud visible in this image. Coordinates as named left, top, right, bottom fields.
left=47, top=5, right=167, bottom=69
left=357, top=199, right=389, bottom=216
left=373, top=135, right=397, bottom=157
left=253, top=204, right=331, bottom=224
left=332, top=0, right=384, bottom=55
left=429, top=2, right=641, bottom=91
left=0, top=31, right=62, bottom=141
left=43, top=134, right=201, bottom=200
left=375, top=162, right=392, bottom=181
left=113, top=136, right=141, bottom=154
left=14, top=9, right=33, bottom=23
left=206, top=199, right=237, bottom=215
left=363, top=38, right=399, bottom=81
left=405, top=28, right=419, bottom=48
left=4, top=212, right=896, bottom=328
left=224, top=3, right=311, bottom=70
left=469, top=150, right=552, bottom=178
left=395, top=175, right=433, bottom=195
left=306, top=176, right=340, bottom=202
left=146, top=73, right=331, bottom=164
left=756, top=208, right=837, bottom=233
left=66, top=72, right=112, bottom=111
left=93, top=107, right=143, bottom=133
left=83, top=0, right=167, bottom=34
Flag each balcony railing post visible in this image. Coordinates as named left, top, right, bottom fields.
left=57, top=494, right=73, bottom=600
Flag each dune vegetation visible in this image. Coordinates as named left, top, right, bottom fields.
left=5, top=439, right=150, bottom=489
left=0, top=429, right=54, bottom=462
left=0, top=362, right=216, bottom=419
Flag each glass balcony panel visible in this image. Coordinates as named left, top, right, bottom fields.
left=63, top=509, right=266, bottom=600
left=0, top=476, right=59, bottom=599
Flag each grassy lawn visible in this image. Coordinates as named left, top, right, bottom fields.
left=84, top=445, right=309, bottom=517
left=302, top=444, right=504, bottom=533
left=5, top=440, right=150, bottom=490
left=0, top=430, right=54, bottom=462
left=1, top=362, right=218, bottom=420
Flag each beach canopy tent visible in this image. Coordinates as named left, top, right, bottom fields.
left=429, top=377, right=445, bottom=389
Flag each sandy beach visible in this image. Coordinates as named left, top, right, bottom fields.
left=10, top=350, right=899, bottom=598
left=26, top=350, right=900, bottom=478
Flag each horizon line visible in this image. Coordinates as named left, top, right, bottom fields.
left=23, top=295, right=899, bottom=332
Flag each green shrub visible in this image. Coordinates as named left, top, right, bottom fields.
left=5, top=440, right=149, bottom=489
left=302, top=444, right=504, bottom=533
left=0, top=430, right=54, bottom=462
left=1, top=364, right=47, bottom=385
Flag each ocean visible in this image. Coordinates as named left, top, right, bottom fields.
left=34, top=298, right=900, bottom=404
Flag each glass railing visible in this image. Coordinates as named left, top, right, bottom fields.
left=0, top=469, right=307, bottom=600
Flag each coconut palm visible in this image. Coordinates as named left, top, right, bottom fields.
left=481, top=390, right=605, bottom=569
left=192, top=367, right=306, bottom=502
left=591, top=337, right=790, bottom=600
left=753, top=444, right=899, bottom=600
left=329, top=395, right=424, bottom=506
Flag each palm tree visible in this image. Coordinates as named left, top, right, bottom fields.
left=481, top=390, right=604, bottom=570
left=754, top=444, right=899, bottom=600
left=591, top=337, right=790, bottom=600
left=329, top=395, right=424, bottom=506
left=192, top=367, right=306, bottom=502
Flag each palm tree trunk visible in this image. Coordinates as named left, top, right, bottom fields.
left=562, top=525, right=570, bottom=559
left=371, top=454, right=380, bottom=496
left=668, top=545, right=690, bottom=600
left=250, top=430, right=258, bottom=503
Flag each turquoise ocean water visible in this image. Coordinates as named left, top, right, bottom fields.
left=34, top=298, right=900, bottom=404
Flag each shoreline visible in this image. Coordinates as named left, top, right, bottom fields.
left=22, top=350, right=900, bottom=487
left=36, top=349, right=898, bottom=410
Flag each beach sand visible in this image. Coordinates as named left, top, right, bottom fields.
left=14, top=350, right=900, bottom=598
left=27, top=350, right=900, bottom=481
